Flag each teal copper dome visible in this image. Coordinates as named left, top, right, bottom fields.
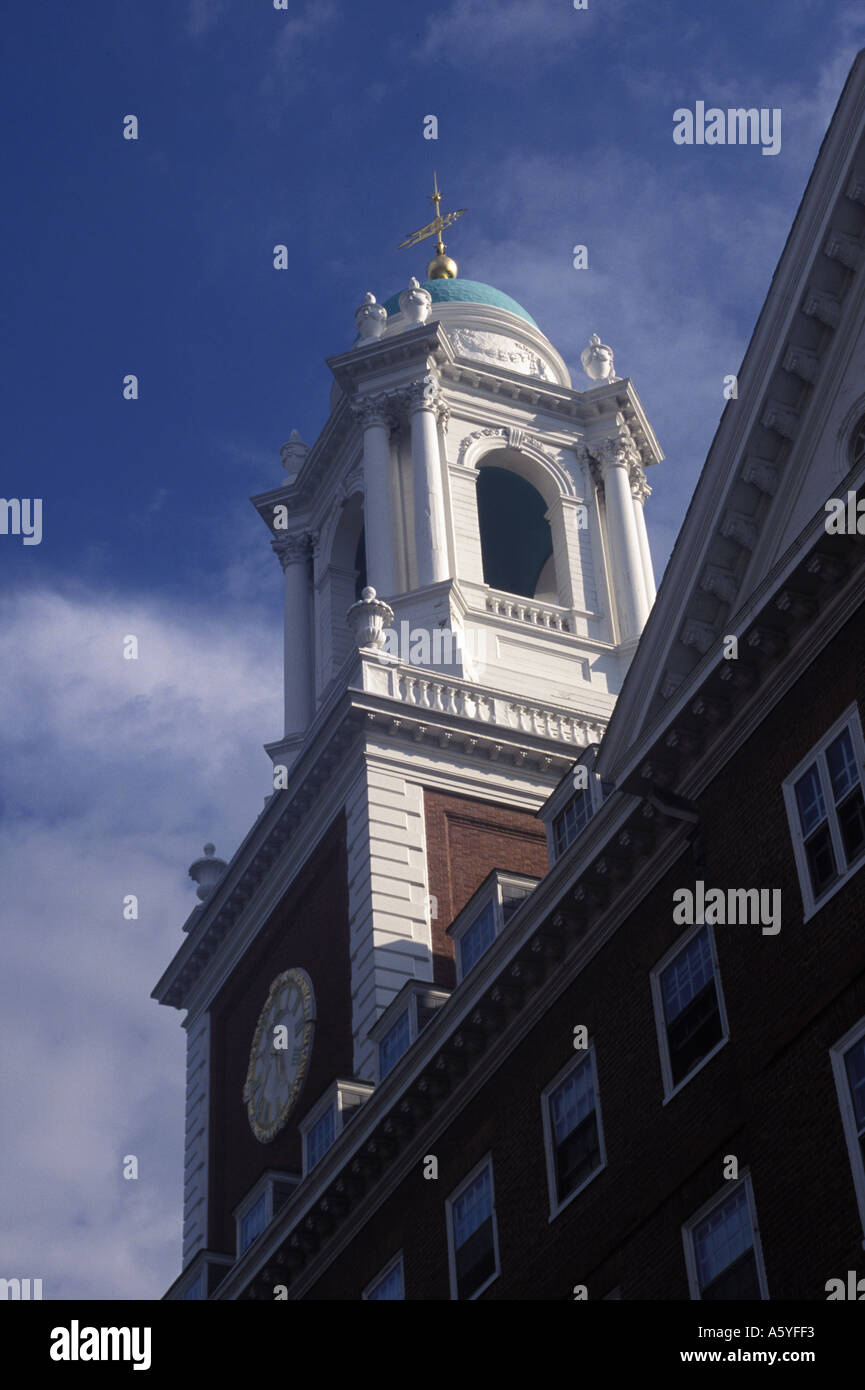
left=382, top=278, right=538, bottom=328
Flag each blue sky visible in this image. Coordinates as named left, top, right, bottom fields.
left=1, top=0, right=864, bottom=1300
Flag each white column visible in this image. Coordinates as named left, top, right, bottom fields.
left=599, top=439, right=650, bottom=640
left=631, top=472, right=656, bottom=606
left=408, top=378, right=449, bottom=588
left=275, top=533, right=314, bottom=737
left=353, top=399, right=398, bottom=598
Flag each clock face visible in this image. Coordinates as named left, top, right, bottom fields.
left=243, top=969, right=315, bottom=1143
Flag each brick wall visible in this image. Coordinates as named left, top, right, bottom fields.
left=208, top=814, right=351, bottom=1254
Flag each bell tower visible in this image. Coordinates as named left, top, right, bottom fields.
left=154, top=188, right=662, bottom=1295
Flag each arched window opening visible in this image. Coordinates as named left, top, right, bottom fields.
left=476, top=466, right=556, bottom=601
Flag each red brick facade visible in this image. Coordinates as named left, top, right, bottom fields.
left=207, top=814, right=351, bottom=1253
left=423, top=788, right=549, bottom=987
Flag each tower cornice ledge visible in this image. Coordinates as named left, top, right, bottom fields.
left=327, top=320, right=455, bottom=393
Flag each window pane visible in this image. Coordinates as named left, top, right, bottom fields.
left=379, top=1011, right=411, bottom=1079
left=554, top=788, right=592, bottom=855
left=845, top=1036, right=865, bottom=1134
left=460, top=901, right=497, bottom=976
left=555, top=1112, right=601, bottom=1200
left=661, top=928, right=714, bottom=1024
left=666, top=980, right=723, bottom=1085
left=805, top=824, right=837, bottom=896
left=550, top=1057, right=594, bottom=1145
left=455, top=1216, right=496, bottom=1299
left=795, top=763, right=827, bottom=838
left=367, top=1261, right=404, bottom=1300
left=826, top=729, right=859, bottom=804
left=240, top=1193, right=267, bottom=1253
left=307, top=1107, right=335, bottom=1170
left=701, top=1248, right=761, bottom=1300
left=694, top=1186, right=754, bottom=1293
left=837, top=788, right=865, bottom=865
left=453, top=1166, right=493, bottom=1249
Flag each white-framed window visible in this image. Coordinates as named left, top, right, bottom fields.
left=234, top=1171, right=299, bottom=1257
left=363, top=1253, right=405, bottom=1301
left=369, top=982, right=451, bottom=1084
left=830, top=1016, right=865, bottom=1238
left=554, top=786, right=593, bottom=856
left=541, top=1047, right=606, bottom=1218
left=782, top=705, right=865, bottom=919
left=446, top=1154, right=500, bottom=1300
left=299, top=1079, right=374, bottom=1176
left=448, top=871, right=539, bottom=984
left=651, top=923, right=728, bottom=1100
left=682, top=1174, right=768, bottom=1300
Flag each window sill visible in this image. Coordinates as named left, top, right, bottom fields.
left=662, top=1036, right=729, bottom=1106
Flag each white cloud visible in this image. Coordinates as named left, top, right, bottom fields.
left=0, top=586, right=281, bottom=1298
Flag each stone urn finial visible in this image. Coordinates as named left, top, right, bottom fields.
left=346, top=586, right=394, bottom=649
left=280, top=430, right=309, bottom=475
left=581, top=332, right=619, bottom=385
left=398, top=276, right=433, bottom=326
left=355, top=292, right=388, bottom=342
left=188, top=843, right=227, bottom=903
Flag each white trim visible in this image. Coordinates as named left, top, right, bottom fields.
left=445, top=1152, right=501, bottom=1301
left=362, top=1251, right=405, bottom=1301
left=540, top=1045, right=606, bottom=1220
left=650, top=921, right=729, bottom=1103
left=830, top=1014, right=865, bottom=1242
left=782, top=702, right=865, bottom=921
left=682, top=1171, right=769, bottom=1301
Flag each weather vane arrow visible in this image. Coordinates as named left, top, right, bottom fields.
left=398, top=172, right=466, bottom=278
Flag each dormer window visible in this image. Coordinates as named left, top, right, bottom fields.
left=448, top=871, right=539, bottom=984
left=379, top=1010, right=411, bottom=1079
left=299, top=1080, right=374, bottom=1176
left=540, top=744, right=610, bottom=863
left=234, top=1171, right=300, bottom=1257
left=554, top=786, right=593, bottom=855
left=369, top=982, right=452, bottom=1083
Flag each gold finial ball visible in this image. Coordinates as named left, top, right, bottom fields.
left=427, top=251, right=458, bottom=280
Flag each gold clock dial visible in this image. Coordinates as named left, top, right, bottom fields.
left=243, top=969, right=315, bottom=1143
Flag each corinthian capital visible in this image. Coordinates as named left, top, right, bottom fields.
left=403, top=373, right=449, bottom=425
left=597, top=430, right=642, bottom=472
left=629, top=462, right=651, bottom=503
left=350, top=393, right=394, bottom=430
left=271, top=530, right=316, bottom=570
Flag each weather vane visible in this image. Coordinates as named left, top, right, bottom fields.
left=398, top=171, right=466, bottom=279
